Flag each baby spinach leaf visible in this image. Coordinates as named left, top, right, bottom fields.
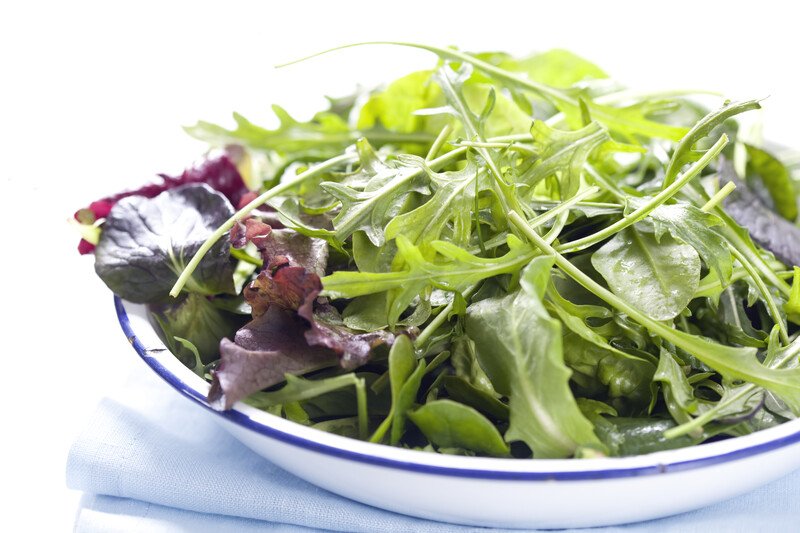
left=408, top=400, right=510, bottom=457
left=94, top=184, right=236, bottom=303
left=465, top=257, right=603, bottom=458
left=591, top=227, right=701, bottom=321
left=441, top=376, right=509, bottom=421
left=591, top=417, right=703, bottom=456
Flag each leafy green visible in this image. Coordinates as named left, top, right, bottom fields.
left=465, top=257, right=604, bottom=458
left=370, top=336, right=426, bottom=444
left=591, top=227, right=701, bottom=321
left=408, top=400, right=510, bottom=457
left=89, top=44, right=800, bottom=459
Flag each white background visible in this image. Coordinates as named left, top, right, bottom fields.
left=2, top=0, right=800, bottom=530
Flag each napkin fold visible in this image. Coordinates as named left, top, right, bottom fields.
left=67, top=367, right=800, bottom=532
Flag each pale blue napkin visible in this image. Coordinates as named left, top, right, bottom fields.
left=67, top=366, right=800, bottom=532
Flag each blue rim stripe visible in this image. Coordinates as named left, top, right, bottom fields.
left=116, top=296, right=800, bottom=481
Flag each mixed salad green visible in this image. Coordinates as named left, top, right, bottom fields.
left=77, top=43, right=800, bottom=459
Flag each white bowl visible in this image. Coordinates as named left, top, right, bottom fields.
left=117, top=296, right=800, bottom=529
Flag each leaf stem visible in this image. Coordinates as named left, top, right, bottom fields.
left=700, top=181, right=737, bottom=212
left=414, top=284, right=479, bottom=349
left=355, top=377, right=369, bottom=440
left=729, top=246, right=790, bottom=344
left=230, top=247, right=263, bottom=267
left=555, top=135, right=729, bottom=254
left=425, top=124, right=453, bottom=161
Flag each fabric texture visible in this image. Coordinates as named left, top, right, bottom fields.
left=67, top=367, right=800, bottom=532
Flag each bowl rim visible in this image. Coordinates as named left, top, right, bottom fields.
left=117, top=295, right=800, bottom=481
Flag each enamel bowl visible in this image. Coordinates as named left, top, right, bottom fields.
left=117, top=296, right=800, bottom=529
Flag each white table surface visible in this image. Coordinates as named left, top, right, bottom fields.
left=3, top=0, right=799, bottom=530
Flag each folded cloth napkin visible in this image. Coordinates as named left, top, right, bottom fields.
left=67, top=366, right=800, bottom=533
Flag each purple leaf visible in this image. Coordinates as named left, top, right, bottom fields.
left=208, top=307, right=338, bottom=410
left=302, top=303, right=395, bottom=369
left=75, top=155, right=247, bottom=254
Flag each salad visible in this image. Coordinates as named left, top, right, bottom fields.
left=75, top=43, right=800, bottom=459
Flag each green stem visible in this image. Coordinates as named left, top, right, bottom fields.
left=700, top=181, right=737, bottom=212
left=414, top=284, right=479, bottom=349
left=474, top=186, right=601, bottom=253
left=425, top=124, right=453, bottom=161
left=454, top=140, right=537, bottom=156
left=729, top=247, right=790, bottom=344
left=694, top=268, right=793, bottom=298
left=230, top=247, right=263, bottom=267
left=555, top=135, right=728, bottom=254
left=664, top=336, right=800, bottom=439
left=355, top=377, right=369, bottom=440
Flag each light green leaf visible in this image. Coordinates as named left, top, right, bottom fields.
left=518, top=121, right=610, bottom=199
left=321, top=140, right=428, bottom=245
left=384, top=161, right=482, bottom=247
left=662, top=100, right=760, bottom=188
left=322, top=235, right=535, bottom=324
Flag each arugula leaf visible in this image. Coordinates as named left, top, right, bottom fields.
left=384, top=161, right=482, bottom=247
left=187, top=105, right=433, bottom=160
left=662, top=100, right=760, bottom=188
left=376, top=43, right=689, bottom=141
left=591, top=227, right=701, bottom=321
left=513, top=215, right=800, bottom=414
left=408, top=400, right=511, bottom=457
left=321, top=140, right=428, bottom=246
left=94, top=184, right=236, bottom=303
left=465, top=256, right=603, bottom=458
left=517, top=120, right=610, bottom=199
left=322, top=235, right=535, bottom=324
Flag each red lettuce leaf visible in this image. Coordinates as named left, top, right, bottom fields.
left=208, top=307, right=338, bottom=410
left=244, top=265, right=322, bottom=319
left=75, top=155, right=247, bottom=254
